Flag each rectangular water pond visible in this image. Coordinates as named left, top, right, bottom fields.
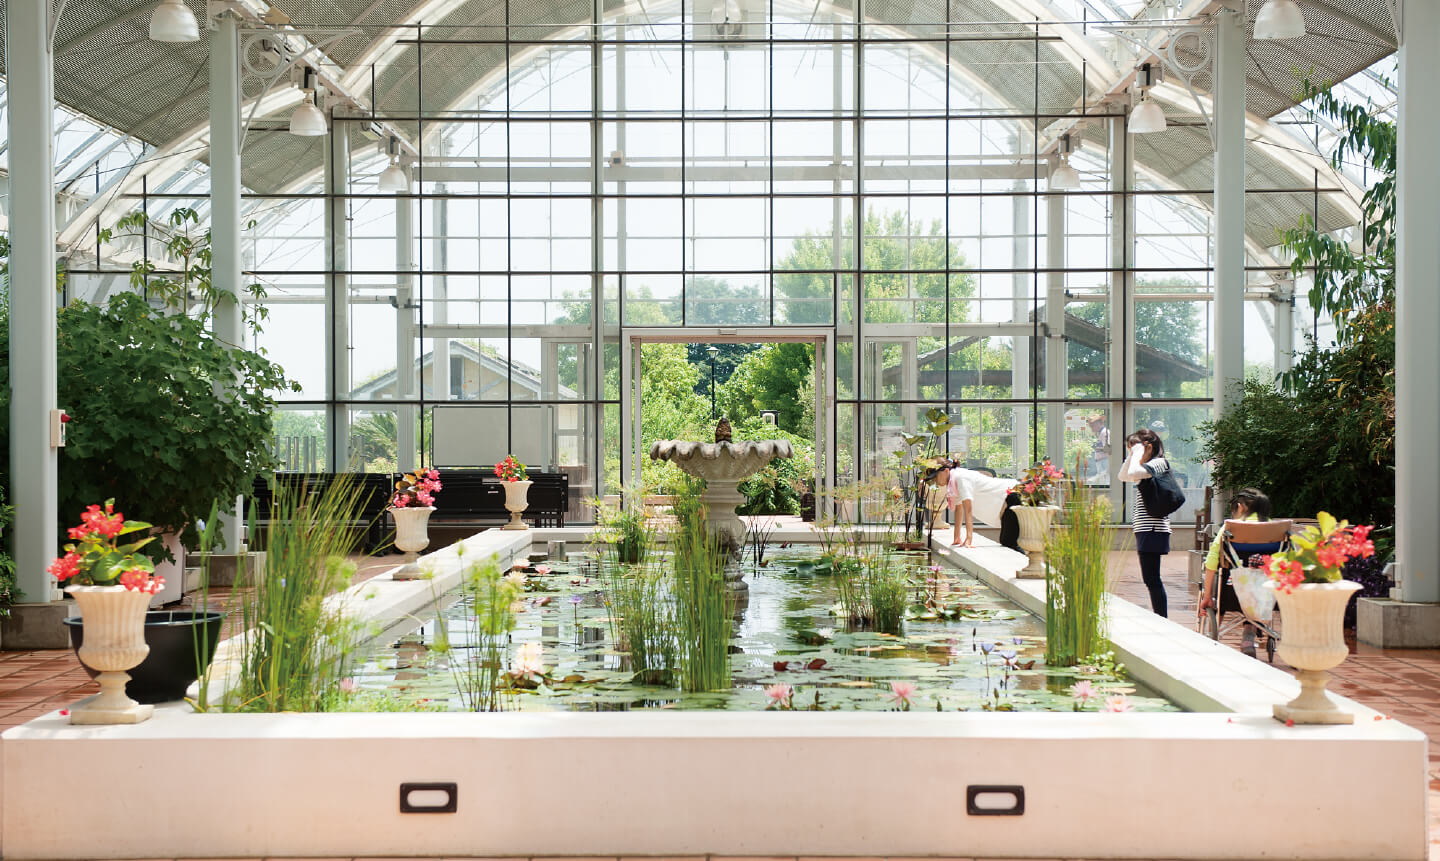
left=347, top=545, right=1182, bottom=713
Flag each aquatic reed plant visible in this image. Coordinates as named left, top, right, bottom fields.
left=451, top=550, right=519, bottom=712
left=230, top=475, right=368, bottom=712
left=591, top=490, right=654, bottom=565
left=669, top=490, right=730, bottom=693
left=1044, top=468, right=1113, bottom=667
left=831, top=552, right=868, bottom=622
left=603, top=561, right=675, bottom=684
left=744, top=516, right=777, bottom=567
left=866, top=562, right=910, bottom=635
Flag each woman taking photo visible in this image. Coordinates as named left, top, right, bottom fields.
left=1118, top=427, right=1171, bottom=616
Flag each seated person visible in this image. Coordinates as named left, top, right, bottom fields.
left=1198, top=487, right=1270, bottom=658
left=925, top=459, right=1021, bottom=552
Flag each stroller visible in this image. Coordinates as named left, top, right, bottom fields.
left=1196, top=518, right=1291, bottom=663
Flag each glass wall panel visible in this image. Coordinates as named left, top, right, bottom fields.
left=271, top=408, right=329, bottom=472
left=43, top=0, right=1280, bottom=523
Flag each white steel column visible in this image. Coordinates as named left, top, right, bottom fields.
left=1212, top=6, right=1246, bottom=417
left=1011, top=186, right=1030, bottom=469
left=432, top=161, right=452, bottom=402
left=1272, top=287, right=1294, bottom=377
left=210, top=12, right=245, bottom=550
left=396, top=168, right=417, bottom=473
left=1107, top=116, right=1129, bottom=518
left=5, top=0, right=58, bottom=605
left=1393, top=0, right=1440, bottom=606
left=326, top=122, right=351, bottom=469
left=1045, top=186, right=1066, bottom=466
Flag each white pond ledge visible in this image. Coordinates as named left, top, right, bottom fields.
left=1, top=528, right=1428, bottom=861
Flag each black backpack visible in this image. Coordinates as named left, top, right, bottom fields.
left=1137, top=462, right=1186, bottom=519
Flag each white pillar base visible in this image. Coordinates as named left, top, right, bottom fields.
left=1357, top=598, right=1440, bottom=648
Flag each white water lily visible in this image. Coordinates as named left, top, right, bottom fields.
left=513, top=642, right=546, bottom=677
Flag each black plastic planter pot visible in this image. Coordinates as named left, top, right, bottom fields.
left=64, top=610, right=224, bottom=704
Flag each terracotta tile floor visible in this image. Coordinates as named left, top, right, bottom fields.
left=3, top=549, right=1436, bottom=860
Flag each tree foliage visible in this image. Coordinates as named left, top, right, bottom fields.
left=50, top=294, right=295, bottom=544
left=1281, top=78, right=1395, bottom=332
left=0, top=208, right=296, bottom=552
left=1201, top=80, right=1395, bottom=534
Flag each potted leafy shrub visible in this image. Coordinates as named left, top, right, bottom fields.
left=55, top=292, right=293, bottom=562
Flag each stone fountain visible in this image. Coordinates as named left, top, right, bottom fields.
left=649, top=418, right=794, bottom=554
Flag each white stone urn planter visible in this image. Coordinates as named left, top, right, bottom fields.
left=1012, top=504, right=1058, bottom=579
left=1267, top=579, right=1362, bottom=725
left=502, top=480, right=532, bottom=530
left=391, top=506, right=434, bottom=579
left=66, top=585, right=154, bottom=725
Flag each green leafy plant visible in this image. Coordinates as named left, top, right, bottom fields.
left=447, top=549, right=520, bottom=712
left=1200, top=80, right=1396, bottom=536
left=50, top=293, right=296, bottom=551
left=592, top=492, right=654, bottom=565
left=896, top=407, right=955, bottom=541
left=104, top=208, right=270, bottom=334
left=1280, top=78, right=1394, bottom=336
left=0, top=486, right=19, bottom=616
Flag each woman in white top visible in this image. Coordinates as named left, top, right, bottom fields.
left=1117, top=427, right=1171, bottom=616
left=926, top=460, right=1022, bottom=551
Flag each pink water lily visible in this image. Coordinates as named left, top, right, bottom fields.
left=1069, top=680, right=1098, bottom=703
left=764, top=684, right=793, bottom=709
left=338, top=678, right=359, bottom=694
left=888, top=681, right=917, bottom=710
left=1103, top=694, right=1134, bottom=713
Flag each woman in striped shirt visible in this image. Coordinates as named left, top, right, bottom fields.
left=1118, top=427, right=1171, bottom=616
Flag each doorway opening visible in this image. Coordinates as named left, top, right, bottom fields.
left=619, top=328, right=833, bottom=519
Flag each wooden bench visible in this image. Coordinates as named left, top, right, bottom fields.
left=424, top=471, right=569, bottom=530
left=246, top=472, right=394, bottom=551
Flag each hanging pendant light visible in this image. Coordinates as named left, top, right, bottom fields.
left=149, top=0, right=200, bottom=42
left=1051, top=155, right=1080, bottom=189
left=289, top=68, right=328, bottom=137
left=1050, top=134, right=1080, bottom=189
left=1254, top=0, right=1306, bottom=40
left=1129, top=94, right=1167, bottom=134
left=378, top=138, right=408, bottom=192
left=1128, top=65, right=1166, bottom=135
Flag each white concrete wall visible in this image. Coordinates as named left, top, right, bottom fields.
left=1, top=528, right=1429, bottom=861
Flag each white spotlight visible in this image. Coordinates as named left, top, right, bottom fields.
left=149, top=0, right=200, bottom=42
left=1254, top=0, right=1306, bottom=40
left=378, top=139, right=408, bottom=191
